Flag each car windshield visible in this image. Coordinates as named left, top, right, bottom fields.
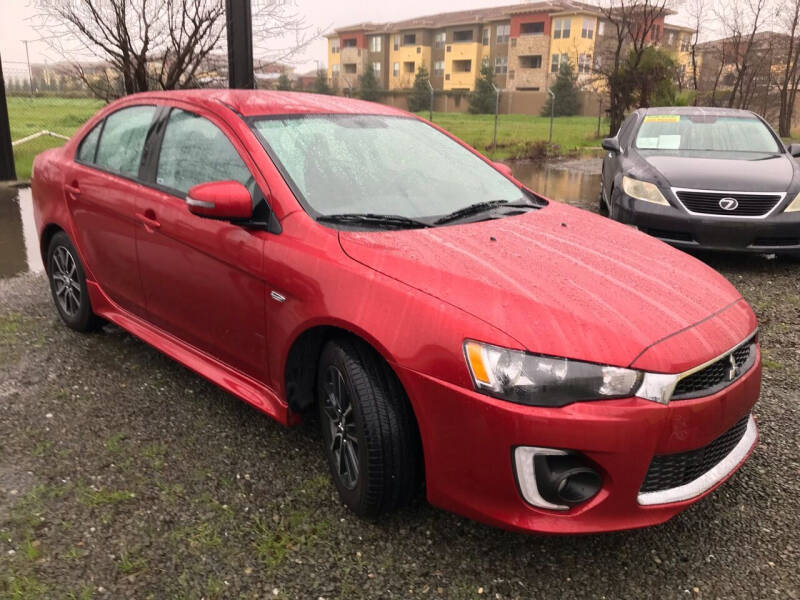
left=634, top=115, right=781, bottom=155
left=250, top=114, right=526, bottom=220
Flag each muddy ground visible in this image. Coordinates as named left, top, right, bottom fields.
left=1, top=190, right=799, bottom=599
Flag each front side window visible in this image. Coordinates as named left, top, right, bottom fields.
left=94, top=105, right=156, bottom=177
left=634, top=115, right=782, bottom=155
left=251, top=115, right=525, bottom=221
left=156, top=109, right=251, bottom=194
left=77, top=122, right=102, bottom=164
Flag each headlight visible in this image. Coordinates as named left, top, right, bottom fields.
left=464, top=341, right=643, bottom=407
left=785, top=192, right=800, bottom=212
left=622, top=176, right=669, bottom=206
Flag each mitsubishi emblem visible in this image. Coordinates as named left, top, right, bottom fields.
left=727, top=354, right=738, bottom=381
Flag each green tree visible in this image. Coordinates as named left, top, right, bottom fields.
left=628, top=46, right=678, bottom=107
left=468, top=62, right=496, bottom=114
left=407, top=64, right=431, bottom=112
left=541, top=60, right=580, bottom=117
left=358, top=62, right=381, bottom=101
left=277, top=71, right=292, bottom=91
left=313, top=69, right=333, bottom=95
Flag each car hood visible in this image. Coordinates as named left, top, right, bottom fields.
left=338, top=202, right=754, bottom=372
left=640, top=153, right=795, bottom=192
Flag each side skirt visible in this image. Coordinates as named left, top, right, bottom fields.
left=86, top=281, right=298, bottom=426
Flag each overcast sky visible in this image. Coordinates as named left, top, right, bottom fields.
left=0, top=0, right=693, bottom=77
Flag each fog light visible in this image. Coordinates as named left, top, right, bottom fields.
left=513, top=447, right=602, bottom=510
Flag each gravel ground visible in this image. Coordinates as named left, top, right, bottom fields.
left=1, top=209, right=799, bottom=599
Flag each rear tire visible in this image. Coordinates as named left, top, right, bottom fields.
left=317, top=338, right=421, bottom=518
left=46, top=231, right=103, bottom=332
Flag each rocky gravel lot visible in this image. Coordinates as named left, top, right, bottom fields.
left=1, top=203, right=799, bottom=599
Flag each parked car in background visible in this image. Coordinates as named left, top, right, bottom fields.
left=601, top=106, right=800, bottom=255
left=32, top=90, right=761, bottom=534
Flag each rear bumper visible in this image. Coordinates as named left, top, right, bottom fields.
left=397, top=349, right=761, bottom=534
left=615, top=193, right=800, bottom=253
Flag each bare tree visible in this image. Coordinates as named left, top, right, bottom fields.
left=778, top=0, right=800, bottom=136
left=32, top=0, right=317, bottom=100
left=594, top=0, right=674, bottom=135
left=684, top=0, right=707, bottom=102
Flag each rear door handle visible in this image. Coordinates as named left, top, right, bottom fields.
left=136, top=210, right=161, bottom=232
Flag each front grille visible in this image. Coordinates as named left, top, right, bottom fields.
left=675, top=190, right=782, bottom=217
left=640, top=415, right=750, bottom=493
left=671, top=337, right=756, bottom=400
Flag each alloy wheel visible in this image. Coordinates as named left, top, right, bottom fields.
left=51, top=246, right=81, bottom=318
left=322, top=365, right=360, bottom=490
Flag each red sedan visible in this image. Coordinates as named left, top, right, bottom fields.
left=31, top=90, right=760, bottom=534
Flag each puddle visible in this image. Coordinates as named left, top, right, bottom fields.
left=0, top=186, right=43, bottom=279
left=0, top=156, right=602, bottom=281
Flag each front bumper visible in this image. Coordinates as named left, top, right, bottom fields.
left=396, top=348, right=761, bottom=534
left=615, top=192, right=800, bottom=253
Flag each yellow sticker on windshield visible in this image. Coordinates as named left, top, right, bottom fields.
left=644, top=115, right=680, bottom=123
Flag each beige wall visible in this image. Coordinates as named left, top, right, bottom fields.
left=509, top=35, right=551, bottom=90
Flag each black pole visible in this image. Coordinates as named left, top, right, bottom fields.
left=0, top=53, right=17, bottom=181
left=225, top=0, right=255, bottom=89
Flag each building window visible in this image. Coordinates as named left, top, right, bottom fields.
left=482, top=28, right=490, bottom=45
left=433, top=60, right=445, bottom=75
left=369, top=36, right=382, bottom=52
left=393, top=62, right=399, bottom=77
left=494, top=56, right=508, bottom=74
left=402, top=33, right=416, bottom=46
left=581, top=18, right=594, bottom=39
left=680, top=36, right=691, bottom=52
left=344, top=63, right=357, bottom=74
left=403, top=61, right=415, bottom=74
left=372, top=62, right=381, bottom=76
left=453, top=30, right=474, bottom=43
left=553, top=18, right=570, bottom=39
left=667, top=31, right=675, bottom=45
left=434, top=32, right=446, bottom=48
left=520, top=22, right=544, bottom=36
left=452, top=59, right=472, bottom=73
left=597, top=20, right=606, bottom=36
left=394, top=35, right=400, bottom=50
left=342, top=38, right=357, bottom=48
left=332, top=64, right=340, bottom=76
left=482, top=57, right=490, bottom=69
left=551, top=53, right=569, bottom=73
left=331, top=39, right=340, bottom=54
left=496, top=24, right=510, bottom=44
left=578, top=53, right=592, bottom=73
left=519, top=55, right=542, bottom=69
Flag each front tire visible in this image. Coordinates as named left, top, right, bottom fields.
left=317, top=338, right=421, bottom=518
left=46, top=231, right=103, bottom=332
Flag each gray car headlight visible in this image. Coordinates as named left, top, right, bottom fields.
left=785, top=191, right=800, bottom=212
left=464, top=341, right=643, bottom=407
left=622, top=176, right=670, bottom=206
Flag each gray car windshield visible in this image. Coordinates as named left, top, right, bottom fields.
left=251, top=114, right=526, bottom=219
left=634, top=115, right=781, bottom=155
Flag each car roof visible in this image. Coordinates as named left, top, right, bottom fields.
left=639, top=106, right=757, bottom=118
left=124, top=89, right=411, bottom=118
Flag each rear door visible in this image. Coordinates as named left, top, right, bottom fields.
left=67, top=105, right=158, bottom=315
left=133, top=105, right=269, bottom=381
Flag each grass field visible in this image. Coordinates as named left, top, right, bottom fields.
left=419, top=112, right=605, bottom=159
left=8, top=96, right=104, bottom=180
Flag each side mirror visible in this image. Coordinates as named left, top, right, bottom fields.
left=186, top=180, right=253, bottom=220
left=787, top=143, right=800, bottom=158
left=493, top=161, right=514, bottom=178
left=602, top=138, right=621, bottom=153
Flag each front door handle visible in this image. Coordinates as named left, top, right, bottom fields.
left=136, top=210, right=161, bottom=232
left=65, top=183, right=80, bottom=199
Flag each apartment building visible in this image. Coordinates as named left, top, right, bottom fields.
left=326, top=1, right=694, bottom=93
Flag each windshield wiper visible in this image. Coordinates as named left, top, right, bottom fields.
left=317, top=213, right=432, bottom=229
left=434, top=199, right=537, bottom=225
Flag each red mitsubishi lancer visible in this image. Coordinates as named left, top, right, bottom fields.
left=30, top=90, right=761, bottom=534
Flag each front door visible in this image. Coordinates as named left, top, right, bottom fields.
left=133, top=107, right=268, bottom=381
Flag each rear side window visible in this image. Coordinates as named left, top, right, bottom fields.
left=94, top=105, right=157, bottom=177
left=156, top=109, right=251, bottom=195
left=77, top=122, right=102, bottom=163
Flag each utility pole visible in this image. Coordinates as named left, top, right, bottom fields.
left=548, top=88, right=555, bottom=144
left=426, top=80, right=434, bottom=122
left=0, top=52, right=17, bottom=181
left=492, top=84, right=500, bottom=153
left=23, top=40, right=34, bottom=97
left=225, top=0, right=255, bottom=89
